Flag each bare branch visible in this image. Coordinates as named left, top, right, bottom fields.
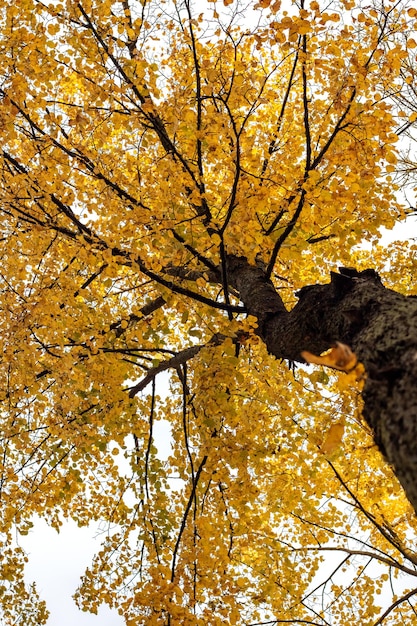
left=373, top=587, right=417, bottom=625
left=127, top=333, right=227, bottom=398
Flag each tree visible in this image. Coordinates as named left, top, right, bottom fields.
left=1, top=0, right=417, bottom=623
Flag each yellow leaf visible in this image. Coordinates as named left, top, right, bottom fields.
left=321, top=422, right=345, bottom=454
left=385, top=150, right=397, bottom=164
left=301, top=342, right=357, bottom=372
left=210, top=233, right=222, bottom=245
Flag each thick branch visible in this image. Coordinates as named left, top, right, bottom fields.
left=227, top=256, right=417, bottom=514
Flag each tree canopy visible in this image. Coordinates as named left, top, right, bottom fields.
left=1, top=0, right=417, bottom=623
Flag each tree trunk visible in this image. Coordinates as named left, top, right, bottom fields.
left=227, top=256, right=417, bottom=513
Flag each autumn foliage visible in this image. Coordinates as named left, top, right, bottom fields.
left=1, top=0, right=417, bottom=623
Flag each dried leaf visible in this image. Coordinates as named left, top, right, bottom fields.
left=302, top=342, right=357, bottom=372
left=321, top=422, right=345, bottom=454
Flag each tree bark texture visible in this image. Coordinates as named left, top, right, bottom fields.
left=227, top=256, right=417, bottom=513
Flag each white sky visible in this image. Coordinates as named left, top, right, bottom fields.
left=21, top=519, right=125, bottom=626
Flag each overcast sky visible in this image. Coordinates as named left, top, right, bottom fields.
left=22, top=518, right=124, bottom=626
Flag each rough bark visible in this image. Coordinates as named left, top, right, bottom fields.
left=227, top=256, right=417, bottom=513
